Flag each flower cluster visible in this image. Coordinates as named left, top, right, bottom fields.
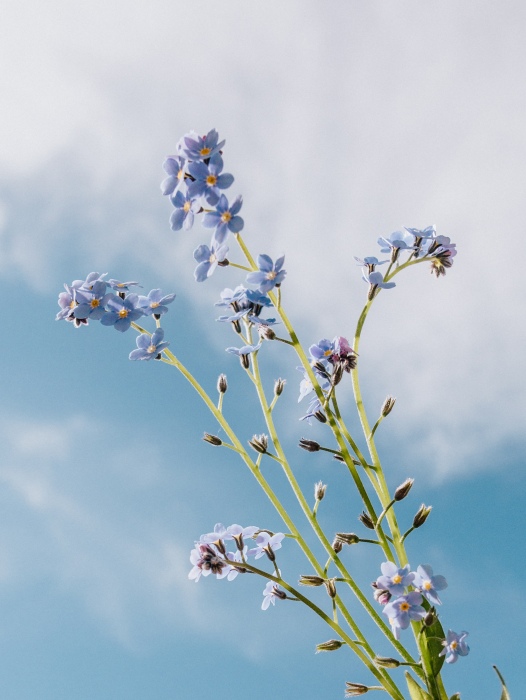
left=189, top=523, right=286, bottom=609
left=374, top=561, right=468, bottom=663
left=161, top=129, right=244, bottom=282
left=56, top=272, right=175, bottom=361
left=298, top=336, right=356, bottom=421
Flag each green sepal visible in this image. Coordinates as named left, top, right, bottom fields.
left=420, top=600, right=446, bottom=678
left=405, top=672, right=433, bottom=700
left=494, top=665, right=511, bottom=700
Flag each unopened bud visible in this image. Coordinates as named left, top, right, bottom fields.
left=217, top=258, right=229, bottom=267
left=449, top=695, right=461, bottom=700
left=316, top=639, right=343, bottom=653
left=374, top=656, right=400, bottom=669
left=315, top=481, right=327, bottom=501
left=274, top=378, right=286, bottom=396
left=336, top=532, right=359, bottom=545
left=394, top=477, right=414, bottom=501
left=373, top=587, right=391, bottom=605
left=259, top=325, right=276, bottom=340
left=332, top=537, right=343, bottom=553
left=345, top=682, right=369, bottom=697
left=240, top=353, right=250, bottom=369
left=331, top=362, right=344, bottom=387
left=299, top=575, right=325, bottom=587
left=381, top=395, right=396, bottom=417
left=264, top=545, right=277, bottom=562
left=324, top=578, right=337, bottom=598
left=413, top=504, right=432, bottom=528
left=299, top=438, right=320, bottom=452
left=314, top=410, right=327, bottom=423
left=217, top=374, right=228, bottom=394
left=424, top=609, right=436, bottom=627
left=333, top=453, right=345, bottom=462
left=203, top=433, right=222, bottom=446
left=359, top=511, right=375, bottom=530
left=271, top=585, right=287, bottom=600
left=313, top=361, right=330, bottom=378
left=249, top=434, right=268, bottom=454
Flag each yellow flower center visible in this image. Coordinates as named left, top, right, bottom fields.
left=423, top=581, right=432, bottom=590
left=118, top=309, right=129, bottom=318
left=90, top=299, right=100, bottom=308
left=221, top=211, right=232, bottom=223
left=151, top=301, right=160, bottom=308
left=206, top=174, right=217, bottom=186
left=266, top=270, right=277, bottom=280
left=400, top=602, right=410, bottom=612
left=69, top=300, right=75, bottom=309
left=209, top=253, right=217, bottom=264
left=147, top=344, right=157, bottom=354
left=392, top=574, right=402, bottom=584
left=324, top=349, right=332, bottom=356
left=200, top=147, right=211, bottom=157
left=183, top=201, right=191, bottom=213
left=177, top=168, right=184, bottom=180
left=450, top=640, right=458, bottom=650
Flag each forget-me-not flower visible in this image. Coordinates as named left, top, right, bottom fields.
left=202, top=194, right=244, bottom=244
left=137, top=289, right=176, bottom=316
left=170, top=189, right=201, bottom=231
left=193, top=242, right=229, bottom=282
left=413, top=564, right=447, bottom=605
left=100, top=293, right=145, bottom=332
left=129, top=328, right=169, bottom=361
left=382, top=592, right=425, bottom=638
left=376, top=562, right=415, bottom=597
left=187, top=153, right=234, bottom=205
left=160, top=156, right=186, bottom=196
left=246, top=254, right=286, bottom=293
left=182, top=129, right=225, bottom=161
left=262, top=581, right=286, bottom=610
left=439, top=630, right=470, bottom=664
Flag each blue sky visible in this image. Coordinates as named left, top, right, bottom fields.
left=0, top=1, right=525, bottom=698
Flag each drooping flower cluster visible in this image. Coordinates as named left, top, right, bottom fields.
left=161, top=129, right=244, bottom=283
left=56, top=272, right=175, bottom=361
left=298, top=336, right=357, bottom=421
left=374, top=561, right=467, bottom=663
left=189, top=523, right=287, bottom=610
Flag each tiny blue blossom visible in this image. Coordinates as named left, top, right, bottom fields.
left=108, top=279, right=143, bottom=292
left=362, top=270, right=396, bottom=291
left=187, top=153, right=234, bottom=205
left=382, top=592, right=425, bottom=638
left=354, top=256, right=389, bottom=272
left=439, top=630, right=470, bottom=664
left=71, top=272, right=108, bottom=291
left=413, top=564, right=448, bottom=605
left=262, top=581, right=286, bottom=610
left=202, top=194, right=244, bottom=244
left=377, top=229, right=416, bottom=256
left=100, top=293, right=145, bottom=332
left=182, top=129, right=225, bottom=161
left=73, top=281, right=113, bottom=321
left=170, top=189, right=201, bottom=231
left=56, top=284, right=78, bottom=322
left=225, top=342, right=262, bottom=356
left=250, top=532, right=285, bottom=560
left=193, top=242, right=229, bottom=282
left=129, top=328, right=169, bottom=361
left=160, top=156, right=186, bottom=196
left=188, top=542, right=231, bottom=582
left=246, top=254, right=286, bottom=293
left=376, top=562, right=415, bottom=596
left=137, top=289, right=176, bottom=316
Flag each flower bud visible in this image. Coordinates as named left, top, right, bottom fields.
left=299, top=438, right=320, bottom=452
left=299, top=575, right=325, bottom=587
left=314, top=481, right=327, bottom=501
left=449, top=695, right=461, bottom=700
left=381, top=395, right=396, bottom=417
left=314, top=410, right=327, bottom=423
left=345, top=682, right=369, bottom=697
left=374, top=656, right=400, bottom=668
left=413, top=503, right=432, bottom=528
left=313, top=361, right=330, bottom=378
left=203, top=433, right=222, bottom=446
left=336, top=532, right=359, bottom=545
left=217, top=374, right=228, bottom=394
left=359, top=511, right=375, bottom=530
left=217, top=258, right=229, bottom=267
left=332, top=537, right=343, bottom=553
left=315, top=639, right=343, bottom=653
left=249, top=434, right=268, bottom=454
left=373, top=587, right=391, bottom=605
left=331, top=362, right=344, bottom=387
left=424, top=609, right=436, bottom=627
left=324, top=578, right=337, bottom=598
left=272, top=585, right=287, bottom=600
left=394, top=477, right=414, bottom=501
left=259, top=325, right=276, bottom=341
left=240, top=353, right=250, bottom=369
left=274, top=378, right=286, bottom=396
left=333, top=453, right=345, bottom=462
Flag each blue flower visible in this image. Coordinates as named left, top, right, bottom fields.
left=182, top=129, right=225, bottom=161
left=225, top=342, right=262, bottom=356
left=193, top=242, right=229, bottom=282
left=56, top=284, right=78, bottom=322
left=413, top=564, right=448, bottom=605
left=137, top=289, right=176, bottom=316
left=377, top=229, right=415, bottom=260
left=187, top=153, right=234, bottom=205
left=362, top=270, right=396, bottom=291
left=439, top=630, right=470, bottom=664
left=129, top=328, right=170, bottom=361
left=309, top=338, right=336, bottom=363
left=73, top=281, right=113, bottom=321
left=382, top=592, right=425, bottom=638
left=108, top=279, right=143, bottom=292
left=188, top=542, right=231, bottom=582
left=202, top=194, right=244, bottom=244
left=71, top=272, right=108, bottom=291
left=376, top=562, right=415, bottom=597
left=216, top=286, right=272, bottom=322
left=160, top=156, right=186, bottom=196
left=169, top=189, right=201, bottom=231
left=354, top=255, right=389, bottom=272
left=250, top=532, right=285, bottom=560
left=100, top=293, right=145, bottom=332
left=246, top=254, right=286, bottom=293
left=262, top=581, right=286, bottom=610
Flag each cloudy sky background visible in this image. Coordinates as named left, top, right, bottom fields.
left=0, top=1, right=524, bottom=698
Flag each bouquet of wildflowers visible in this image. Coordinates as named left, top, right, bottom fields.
left=56, top=129, right=509, bottom=700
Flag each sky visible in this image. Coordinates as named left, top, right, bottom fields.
left=0, top=1, right=525, bottom=698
